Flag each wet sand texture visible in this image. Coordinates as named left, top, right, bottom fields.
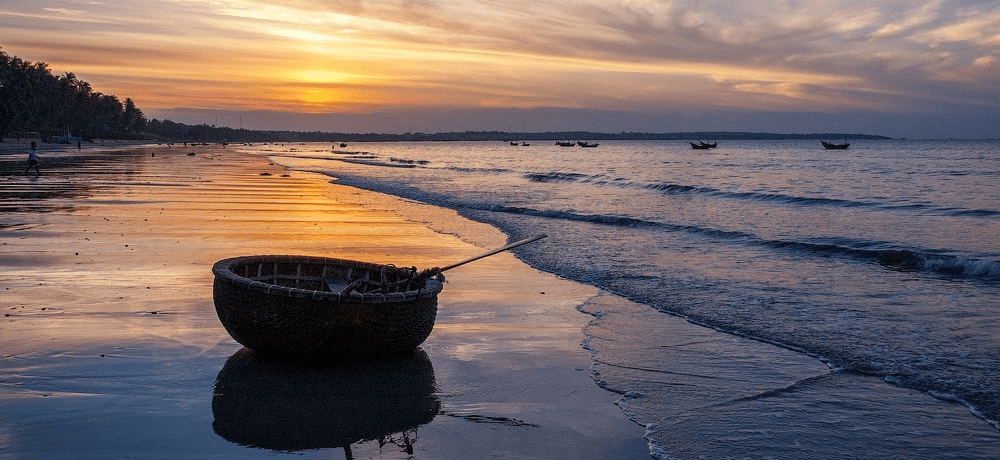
left=0, top=144, right=647, bottom=459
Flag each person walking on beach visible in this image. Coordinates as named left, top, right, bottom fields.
left=24, top=142, right=41, bottom=175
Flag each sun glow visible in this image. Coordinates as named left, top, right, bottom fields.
left=2, top=0, right=998, bottom=135
left=299, top=89, right=339, bottom=105
left=289, top=70, right=354, bottom=84
left=271, top=29, right=344, bottom=42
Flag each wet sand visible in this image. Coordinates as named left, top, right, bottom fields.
left=0, top=143, right=648, bottom=459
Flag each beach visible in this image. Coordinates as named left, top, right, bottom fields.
left=0, top=142, right=648, bottom=459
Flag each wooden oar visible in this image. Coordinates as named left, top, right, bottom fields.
left=426, top=234, right=547, bottom=276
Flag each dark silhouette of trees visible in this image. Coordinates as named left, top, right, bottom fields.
left=0, top=48, right=146, bottom=142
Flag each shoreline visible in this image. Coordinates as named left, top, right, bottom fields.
left=0, top=144, right=648, bottom=458
left=270, top=140, right=1000, bottom=457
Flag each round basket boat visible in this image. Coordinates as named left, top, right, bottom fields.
left=212, top=255, right=444, bottom=363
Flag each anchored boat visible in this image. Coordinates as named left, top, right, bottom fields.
left=822, top=140, right=850, bottom=150
left=689, top=140, right=717, bottom=149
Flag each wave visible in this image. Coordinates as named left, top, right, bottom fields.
left=643, top=182, right=712, bottom=194
left=524, top=172, right=591, bottom=182
left=951, top=208, right=1000, bottom=217
left=516, top=169, right=998, bottom=218
left=446, top=165, right=515, bottom=174
left=389, top=157, right=430, bottom=165
left=776, top=242, right=1000, bottom=280
left=518, top=169, right=874, bottom=208
left=475, top=204, right=1000, bottom=282
left=646, top=183, right=997, bottom=218
left=308, top=159, right=1000, bottom=282
left=642, top=180, right=870, bottom=208
left=338, top=158, right=417, bottom=168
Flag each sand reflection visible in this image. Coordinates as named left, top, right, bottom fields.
left=212, top=348, right=439, bottom=457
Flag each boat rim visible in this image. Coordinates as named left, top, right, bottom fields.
left=212, top=255, right=443, bottom=303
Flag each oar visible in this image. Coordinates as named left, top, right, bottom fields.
left=421, top=234, right=547, bottom=278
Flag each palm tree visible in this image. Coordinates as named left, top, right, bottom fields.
left=0, top=49, right=147, bottom=140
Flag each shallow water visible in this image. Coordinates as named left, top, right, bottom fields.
left=255, top=139, right=1000, bottom=458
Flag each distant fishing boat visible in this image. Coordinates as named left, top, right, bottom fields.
left=822, top=141, right=850, bottom=150
left=555, top=141, right=575, bottom=147
left=577, top=141, right=599, bottom=148
left=689, top=141, right=716, bottom=149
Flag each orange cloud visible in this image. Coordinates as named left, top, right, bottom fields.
left=1, top=0, right=998, bottom=128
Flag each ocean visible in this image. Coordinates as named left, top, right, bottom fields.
left=242, top=139, right=1000, bottom=458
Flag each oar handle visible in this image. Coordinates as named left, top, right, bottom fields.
left=430, top=234, right=547, bottom=275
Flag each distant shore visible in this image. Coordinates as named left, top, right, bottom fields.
left=138, top=126, right=897, bottom=143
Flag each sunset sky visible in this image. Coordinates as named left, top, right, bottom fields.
left=2, top=0, right=999, bottom=138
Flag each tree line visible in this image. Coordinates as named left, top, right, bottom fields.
left=0, top=49, right=146, bottom=142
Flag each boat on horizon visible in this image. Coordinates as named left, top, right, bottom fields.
left=577, top=141, right=599, bottom=148
left=821, top=140, right=850, bottom=150
left=689, top=140, right=717, bottom=149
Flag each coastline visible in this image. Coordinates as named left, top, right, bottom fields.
left=0, top=144, right=648, bottom=458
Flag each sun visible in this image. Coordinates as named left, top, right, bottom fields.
left=300, top=89, right=338, bottom=105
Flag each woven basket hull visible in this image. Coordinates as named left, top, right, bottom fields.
left=212, top=255, right=442, bottom=363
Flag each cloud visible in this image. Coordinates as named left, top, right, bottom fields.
left=912, top=7, right=1000, bottom=47
left=871, top=0, right=944, bottom=38
left=2, top=0, right=999, bottom=137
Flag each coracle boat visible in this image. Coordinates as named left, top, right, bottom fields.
left=213, top=255, right=444, bottom=363
left=212, top=235, right=546, bottom=363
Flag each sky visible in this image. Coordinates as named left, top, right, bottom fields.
left=2, top=0, right=999, bottom=138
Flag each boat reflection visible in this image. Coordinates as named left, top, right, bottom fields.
left=212, top=347, right=439, bottom=458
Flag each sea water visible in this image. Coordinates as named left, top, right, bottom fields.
left=244, top=139, right=1000, bottom=459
